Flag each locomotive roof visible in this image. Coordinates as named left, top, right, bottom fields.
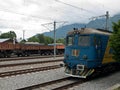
left=67, top=28, right=111, bottom=35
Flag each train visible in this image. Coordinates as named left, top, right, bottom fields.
left=62, top=28, right=120, bottom=78
left=0, top=41, right=64, bottom=58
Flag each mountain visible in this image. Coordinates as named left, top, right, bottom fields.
left=43, top=23, right=86, bottom=39
left=43, top=13, right=120, bottom=39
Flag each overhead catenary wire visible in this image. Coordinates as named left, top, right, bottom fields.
left=54, top=0, right=101, bottom=23
left=41, top=21, right=68, bottom=31
left=55, top=0, right=97, bottom=15
left=0, top=0, right=99, bottom=25
left=0, top=4, right=69, bottom=32
left=94, top=1, right=118, bottom=13
left=0, top=8, right=54, bottom=21
left=0, top=8, right=55, bottom=35
left=0, top=17, right=48, bottom=36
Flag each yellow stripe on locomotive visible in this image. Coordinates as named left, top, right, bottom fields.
left=102, top=41, right=116, bottom=64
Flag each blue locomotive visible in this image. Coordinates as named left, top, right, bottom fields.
left=63, top=28, right=118, bottom=78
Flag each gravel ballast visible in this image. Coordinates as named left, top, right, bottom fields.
left=0, top=61, right=62, bottom=73
left=0, top=68, right=119, bottom=90
left=69, top=71, right=120, bottom=90
left=0, top=57, right=63, bottom=65
left=0, top=68, right=67, bottom=90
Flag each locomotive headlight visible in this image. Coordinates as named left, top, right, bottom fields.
left=83, top=55, right=88, bottom=60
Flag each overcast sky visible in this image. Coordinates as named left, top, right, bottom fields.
left=0, top=0, right=120, bottom=39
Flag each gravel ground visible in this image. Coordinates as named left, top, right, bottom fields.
left=39, top=78, right=77, bottom=90
left=0, top=67, right=67, bottom=90
left=0, top=57, right=63, bottom=65
left=0, top=67, right=119, bottom=90
left=0, top=61, right=62, bottom=73
left=69, top=71, right=120, bottom=90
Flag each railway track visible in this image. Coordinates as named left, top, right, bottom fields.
left=0, top=59, right=63, bottom=68
left=17, top=77, right=88, bottom=90
left=0, top=55, right=63, bottom=62
left=17, top=70, right=119, bottom=90
left=0, top=65, right=61, bottom=78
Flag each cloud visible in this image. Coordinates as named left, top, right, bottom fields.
left=0, top=0, right=120, bottom=39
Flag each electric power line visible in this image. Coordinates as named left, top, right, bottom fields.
left=41, top=21, right=67, bottom=31
left=0, top=8, right=53, bottom=21
left=94, top=1, right=118, bottom=13
left=55, top=0, right=97, bottom=15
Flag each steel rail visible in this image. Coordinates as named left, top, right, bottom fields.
left=0, top=55, right=63, bottom=62
left=0, top=65, right=60, bottom=78
left=0, top=59, right=63, bottom=68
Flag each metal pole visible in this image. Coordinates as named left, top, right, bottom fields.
left=41, top=21, right=67, bottom=59
left=54, top=21, right=56, bottom=59
left=13, top=37, right=15, bottom=44
left=0, top=31, right=1, bottom=35
left=106, top=11, right=109, bottom=31
left=23, top=30, right=25, bottom=40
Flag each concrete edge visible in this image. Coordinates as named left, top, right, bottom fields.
left=107, top=84, right=120, bottom=90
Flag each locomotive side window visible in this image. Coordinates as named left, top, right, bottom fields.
left=67, top=36, right=74, bottom=46
left=78, top=36, right=90, bottom=46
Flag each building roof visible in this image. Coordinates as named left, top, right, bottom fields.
left=25, top=42, right=41, bottom=45
left=0, top=38, right=11, bottom=43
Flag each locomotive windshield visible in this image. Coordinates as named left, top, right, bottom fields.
left=66, top=36, right=74, bottom=46
left=78, top=36, right=90, bottom=46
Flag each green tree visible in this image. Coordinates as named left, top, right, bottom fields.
left=37, top=34, right=45, bottom=43
left=20, top=39, right=26, bottom=44
left=27, top=34, right=54, bottom=45
left=0, top=31, right=16, bottom=39
left=56, top=38, right=65, bottom=44
left=28, top=36, right=39, bottom=42
left=110, top=20, right=120, bottom=62
left=44, top=36, right=53, bottom=45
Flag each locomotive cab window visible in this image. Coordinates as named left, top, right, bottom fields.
left=66, top=36, right=74, bottom=46
left=78, top=36, right=90, bottom=46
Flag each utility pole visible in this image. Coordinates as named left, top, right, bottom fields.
left=13, top=37, right=16, bottom=44
left=105, top=11, right=109, bottom=31
left=41, top=21, right=67, bottom=59
left=89, top=11, right=109, bottom=31
left=53, top=21, right=56, bottom=58
left=23, top=30, right=25, bottom=40
left=0, top=31, right=1, bottom=35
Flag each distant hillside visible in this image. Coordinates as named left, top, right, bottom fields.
left=43, top=23, right=86, bottom=39
left=42, top=13, right=120, bottom=39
